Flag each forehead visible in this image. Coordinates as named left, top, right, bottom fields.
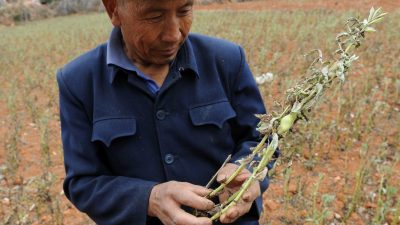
left=127, top=0, right=194, bottom=10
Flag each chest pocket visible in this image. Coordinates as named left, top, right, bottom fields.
left=91, top=118, right=136, bottom=147
left=189, top=100, right=237, bottom=128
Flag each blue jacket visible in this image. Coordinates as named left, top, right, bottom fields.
left=57, top=33, right=277, bottom=225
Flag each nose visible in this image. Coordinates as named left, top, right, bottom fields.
left=161, top=17, right=181, bottom=43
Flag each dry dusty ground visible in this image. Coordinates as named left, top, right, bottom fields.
left=195, top=0, right=400, bottom=12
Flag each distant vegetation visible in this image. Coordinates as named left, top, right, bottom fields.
left=0, top=0, right=104, bottom=25
left=0, top=0, right=254, bottom=25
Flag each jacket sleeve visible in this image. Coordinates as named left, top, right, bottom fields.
left=57, top=69, right=157, bottom=225
left=228, top=46, right=280, bottom=212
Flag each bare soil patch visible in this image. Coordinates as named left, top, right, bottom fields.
left=195, top=0, right=400, bottom=12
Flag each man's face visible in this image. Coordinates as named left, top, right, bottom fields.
left=112, top=0, right=194, bottom=66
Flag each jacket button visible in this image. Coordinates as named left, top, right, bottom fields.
left=156, top=110, right=167, bottom=120
left=164, top=154, right=174, bottom=164
left=178, top=67, right=185, bottom=72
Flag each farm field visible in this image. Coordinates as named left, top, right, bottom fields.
left=0, top=0, right=399, bottom=224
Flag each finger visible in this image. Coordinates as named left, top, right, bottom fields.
left=189, top=184, right=213, bottom=197
left=220, top=181, right=261, bottom=223
left=225, top=207, right=239, bottom=220
left=235, top=172, right=251, bottom=182
left=217, top=163, right=238, bottom=183
left=218, top=188, right=230, bottom=203
left=220, top=206, right=240, bottom=224
left=169, top=209, right=212, bottom=225
left=220, top=200, right=253, bottom=224
left=174, top=189, right=215, bottom=211
left=219, top=164, right=252, bottom=187
left=226, top=173, right=250, bottom=189
left=242, top=181, right=261, bottom=202
left=216, top=172, right=228, bottom=183
left=217, top=164, right=248, bottom=185
left=226, top=172, right=250, bottom=187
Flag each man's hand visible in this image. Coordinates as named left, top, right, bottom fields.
left=148, top=181, right=215, bottom=225
left=216, top=163, right=262, bottom=224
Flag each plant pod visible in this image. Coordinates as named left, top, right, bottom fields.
left=277, top=112, right=298, bottom=135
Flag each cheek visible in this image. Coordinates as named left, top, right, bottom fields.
left=134, top=29, right=160, bottom=50
left=134, top=24, right=159, bottom=42
left=180, top=17, right=193, bottom=36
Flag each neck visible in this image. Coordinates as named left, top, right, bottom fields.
left=123, top=44, right=170, bottom=87
left=136, top=63, right=170, bottom=87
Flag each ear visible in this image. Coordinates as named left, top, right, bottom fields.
left=102, top=0, right=121, bottom=26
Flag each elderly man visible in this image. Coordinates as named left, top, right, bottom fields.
left=57, top=0, right=278, bottom=224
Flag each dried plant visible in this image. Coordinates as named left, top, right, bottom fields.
left=204, top=7, right=387, bottom=221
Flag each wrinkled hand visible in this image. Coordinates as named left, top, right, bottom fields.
left=216, top=163, right=261, bottom=224
left=148, top=181, right=215, bottom=225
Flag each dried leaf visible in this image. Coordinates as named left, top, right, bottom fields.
left=368, top=7, right=375, bottom=22
left=365, top=27, right=377, bottom=32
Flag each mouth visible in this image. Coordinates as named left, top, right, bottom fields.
left=157, top=47, right=179, bottom=57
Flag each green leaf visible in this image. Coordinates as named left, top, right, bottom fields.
left=322, top=194, right=336, bottom=205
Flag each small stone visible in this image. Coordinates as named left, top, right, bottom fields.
left=326, top=212, right=334, bottom=221
left=365, top=202, right=377, bottom=209
left=299, top=209, right=308, bottom=218
left=2, top=197, right=10, bottom=206
left=13, top=176, right=23, bottom=185
left=368, top=191, right=377, bottom=201
left=333, top=176, right=341, bottom=182
left=335, top=200, right=345, bottom=209
left=264, top=199, right=278, bottom=211
left=334, top=212, right=342, bottom=219
left=29, top=204, right=36, bottom=211
left=303, top=151, right=312, bottom=159
left=385, top=214, right=394, bottom=224
left=350, top=212, right=362, bottom=222
left=0, top=164, right=7, bottom=172
left=357, top=206, right=366, bottom=215
left=288, top=183, right=297, bottom=194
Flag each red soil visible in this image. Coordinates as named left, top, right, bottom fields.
left=195, top=0, right=400, bottom=12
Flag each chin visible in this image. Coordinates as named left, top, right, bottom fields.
left=154, top=56, right=176, bottom=65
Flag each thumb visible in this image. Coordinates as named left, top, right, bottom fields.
left=235, top=172, right=250, bottom=182
left=217, top=172, right=228, bottom=183
left=216, top=163, right=238, bottom=183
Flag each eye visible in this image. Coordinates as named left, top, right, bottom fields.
left=178, top=6, right=192, bottom=17
left=145, top=13, right=163, bottom=23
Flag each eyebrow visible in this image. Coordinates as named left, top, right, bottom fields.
left=141, top=0, right=194, bottom=13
